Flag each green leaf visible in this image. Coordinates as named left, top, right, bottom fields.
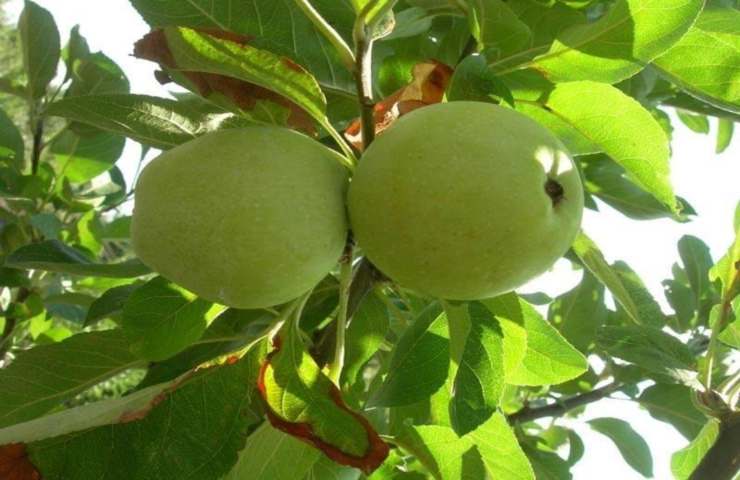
left=51, top=129, right=125, bottom=183
left=468, top=412, right=535, bottom=480
left=671, top=419, right=721, bottom=480
left=5, top=240, right=151, bottom=278
left=46, top=94, right=242, bottom=150
left=66, top=52, right=129, bottom=98
left=638, top=383, right=706, bottom=439
left=370, top=303, right=450, bottom=407
left=450, top=302, right=504, bottom=436
left=588, top=418, right=653, bottom=477
left=541, top=82, right=676, bottom=211
left=597, top=325, right=697, bottom=383
left=678, top=235, right=715, bottom=307
left=224, top=423, right=320, bottom=480
left=25, top=346, right=266, bottom=480
left=30, top=213, right=62, bottom=240
left=507, top=0, right=585, bottom=52
left=122, top=276, right=214, bottom=361
left=84, top=283, right=139, bottom=326
left=0, top=330, right=140, bottom=428
left=580, top=154, right=684, bottom=221
left=572, top=232, right=642, bottom=324
left=156, top=27, right=328, bottom=126
left=447, top=54, right=514, bottom=106
left=0, top=107, right=24, bottom=166
left=139, top=308, right=274, bottom=388
left=19, top=0, right=60, bottom=99
left=716, top=118, right=734, bottom=153
left=709, top=202, right=740, bottom=298
left=654, top=8, right=740, bottom=114
left=343, top=291, right=390, bottom=383
left=398, top=425, right=485, bottom=480
left=718, top=297, right=740, bottom=348
left=548, top=271, right=606, bottom=353
left=677, top=111, right=710, bottom=133
left=61, top=25, right=90, bottom=81
left=129, top=0, right=355, bottom=93
left=260, top=313, right=388, bottom=472
left=529, top=0, right=703, bottom=83
left=612, top=261, right=665, bottom=327
left=482, top=294, right=587, bottom=386
left=465, top=0, right=532, bottom=62
left=523, top=444, right=572, bottom=480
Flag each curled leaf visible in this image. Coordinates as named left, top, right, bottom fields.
left=134, top=28, right=316, bottom=134
left=258, top=331, right=389, bottom=474
left=0, top=444, right=40, bottom=480
left=344, top=60, right=453, bottom=150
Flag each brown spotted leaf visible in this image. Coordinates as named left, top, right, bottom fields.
left=345, top=60, right=453, bottom=150
left=258, top=319, right=389, bottom=474
left=134, top=27, right=327, bottom=134
left=0, top=444, right=40, bottom=480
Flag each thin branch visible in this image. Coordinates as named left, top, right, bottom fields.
left=507, top=381, right=623, bottom=424
left=327, top=242, right=354, bottom=383
left=31, top=118, right=44, bottom=175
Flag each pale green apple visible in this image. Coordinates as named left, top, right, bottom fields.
left=132, top=127, right=349, bottom=308
left=348, top=101, right=584, bottom=300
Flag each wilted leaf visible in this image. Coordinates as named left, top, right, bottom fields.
left=344, top=61, right=453, bottom=150
left=0, top=444, right=40, bottom=480
left=134, top=28, right=322, bottom=134
left=259, top=317, right=389, bottom=473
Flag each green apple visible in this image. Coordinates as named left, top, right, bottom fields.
left=132, top=127, right=349, bottom=308
left=348, top=101, right=584, bottom=300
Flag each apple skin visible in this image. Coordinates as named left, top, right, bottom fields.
left=132, top=127, right=349, bottom=308
left=348, top=101, right=584, bottom=300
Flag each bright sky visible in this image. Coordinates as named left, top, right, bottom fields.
left=5, top=1, right=740, bottom=479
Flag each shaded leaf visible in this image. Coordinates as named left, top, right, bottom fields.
left=0, top=331, right=141, bottom=428
left=638, top=383, right=706, bottom=439
left=84, top=283, right=139, bottom=326
left=370, top=303, right=449, bottom=407
left=0, top=108, right=24, bottom=166
left=548, top=271, right=606, bottom=352
left=450, top=302, right=505, bottom=436
left=447, top=54, right=514, bottom=106
left=24, top=347, right=266, bottom=480
left=122, top=276, right=213, bottom=361
left=588, top=417, right=653, bottom=477
left=572, top=232, right=641, bottom=324
left=465, top=0, right=532, bottom=62
left=612, top=261, right=665, bottom=327
left=597, top=325, right=697, bottom=383
left=19, top=0, right=60, bottom=99
left=343, top=291, right=390, bottom=383
left=46, top=94, right=240, bottom=150
left=5, top=240, right=151, bottom=278
left=51, top=129, right=125, bottom=184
